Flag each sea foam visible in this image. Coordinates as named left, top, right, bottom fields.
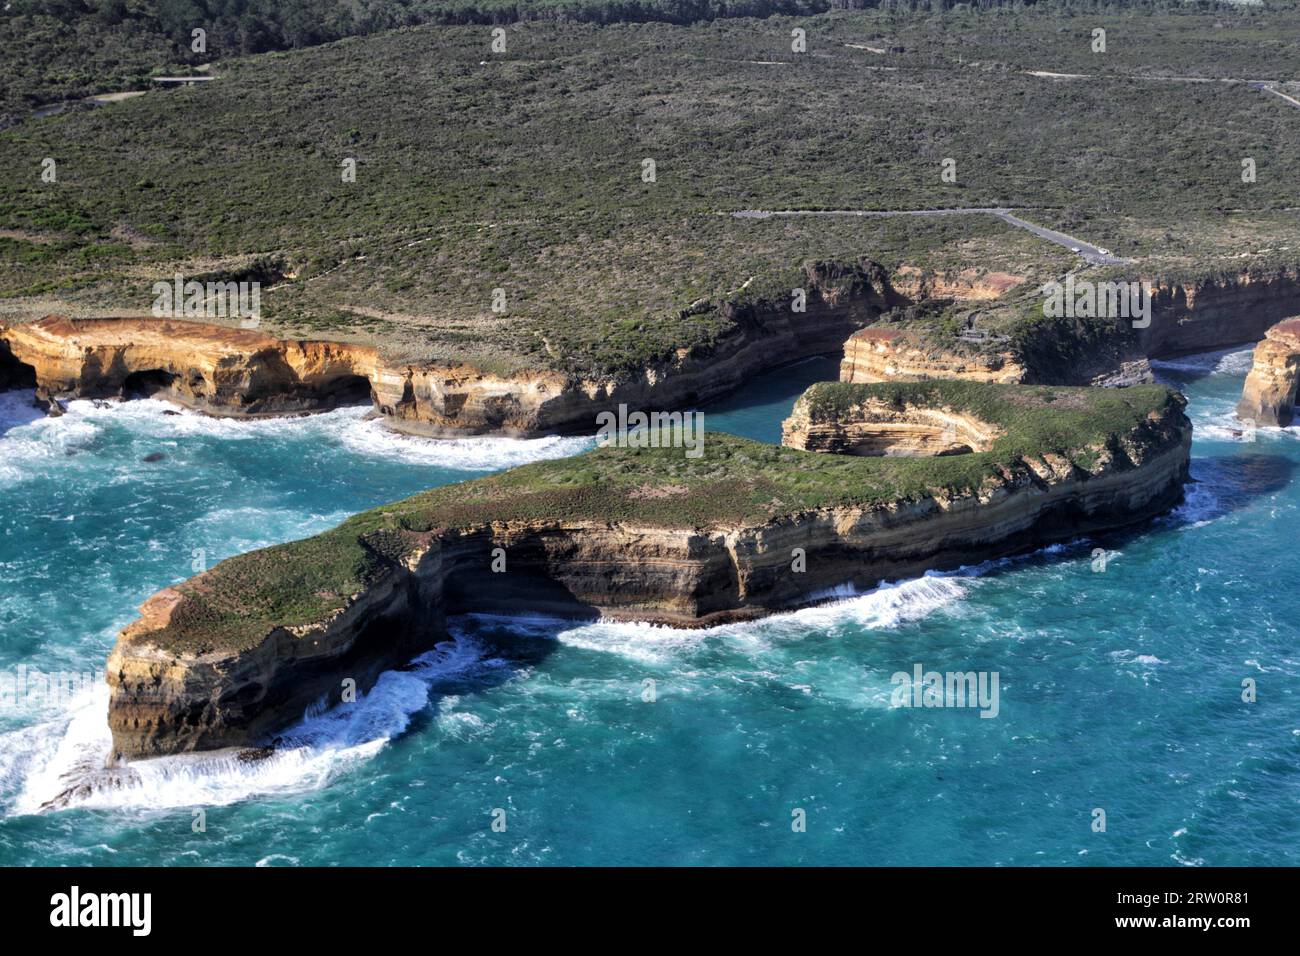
left=5, top=635, right=499, bottom=814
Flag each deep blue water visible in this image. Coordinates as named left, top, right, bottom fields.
left=0, top=349, right=1296, bottom=866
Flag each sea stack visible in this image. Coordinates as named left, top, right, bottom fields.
left=1237, top=317, right=1300, bottom=427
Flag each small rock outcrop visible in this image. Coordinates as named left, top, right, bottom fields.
left=1237, top=318, right=1300, bottom=426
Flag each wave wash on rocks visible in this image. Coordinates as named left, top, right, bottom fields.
left=104, top=380, right=1191, bottom=761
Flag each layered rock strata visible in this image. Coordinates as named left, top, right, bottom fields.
left=1143, top=271, right=1300, bottom=358
left=106, top=382, right=1191, bottom=760
left=842, top=270, right=1300, bottom=388
left=782, top=390, right=1002, bottom=456
left=2, top=317, right=376, bottom=415
left=3, top=266, right=888, bottom=435
left=840, top=328, right=1026, bottom=385
left=1237, top=317, right=1300, bottom=426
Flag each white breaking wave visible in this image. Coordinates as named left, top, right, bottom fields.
left=334, top=413, right=591, bottom=470
left=464, top=572, right=977, bottom=666
left=89, top=397, right=593, bottom=469
left=467, top=545, right=1106, bottom=666
left=2, top=543, right=1102, bottom=813
left=0, top=389, right=44, bottom=431
left=1150, top=344, right=1300, bottom=446
left=1150, top=345, right=1255, bottom=379
left=0, top=392, right=103, bottom=485
left=3, top=635, right=499, bottom=815
left=0, top=393, right=589, bottom=812
left=0, top=396, right=591, bottom=487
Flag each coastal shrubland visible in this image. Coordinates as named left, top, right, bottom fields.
left=3, top=5, right=1297, bottom=377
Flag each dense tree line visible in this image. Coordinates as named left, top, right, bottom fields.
left=0, top=0, right=1270, bottom=123
left=4, top=0, right=1261, bottom=63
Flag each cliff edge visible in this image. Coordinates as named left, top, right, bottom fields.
left=106, top=381, right=1191, bottom=761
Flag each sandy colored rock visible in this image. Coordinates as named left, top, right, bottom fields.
left=4, top=316, right=378, bottom=415
left=106, top=391, right=1191, bottom=761
left=1237, top=317, right=1300, bottom=426
left=4, top=269, right=889, bottom=435
left=840, top=327, right=1027, bottom=385
left=782, top=393, right=1002, bottom=456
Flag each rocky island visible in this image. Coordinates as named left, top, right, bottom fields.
left=105, top=380, right=1190, bottom=761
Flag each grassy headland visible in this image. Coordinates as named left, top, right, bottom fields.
left=153, top=380, right=1183, bottom=652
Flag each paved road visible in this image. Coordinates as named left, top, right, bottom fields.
left=1248, top=81, right=1300, bottom=110
left=731, top=207, right=1131, bottom=265
left=992, top=210, right=1129, bottom=265
left=1021, top=67, right=1300, bottom=112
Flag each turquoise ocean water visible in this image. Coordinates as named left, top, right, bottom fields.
left=0, top=351, right=1296, bottom=866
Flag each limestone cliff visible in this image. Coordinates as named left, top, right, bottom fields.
left=3, top=317, right=376, bottom=415
left=4, top=266, right=888, bottom=435
left=374, top=263, right=891, bottom=435
left=1237, top=317, right=1300, bottom=426
left=105, top=383, right=1191, bottom=761
left=840, top=328, right=1027, bottom=385
left=840, top=270, right=1300, bottom=389
left=1143, top=270, right=1300, bottom=358
left=11, top=267, right=1290, bottom=433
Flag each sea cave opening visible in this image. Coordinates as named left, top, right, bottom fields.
left=122, top=368, right=179, bottom=400
left=0, top=345, right=37, bottom=392
left=321, top=374, right=375, bottom=407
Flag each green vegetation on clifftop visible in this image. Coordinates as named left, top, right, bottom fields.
left=153, top=380, right=1185, bottom=654
left=4, top=7, right=1298, bottom=375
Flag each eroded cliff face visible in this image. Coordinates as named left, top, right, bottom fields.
left=1237, top=317, right=1300, bottom=426
left=889, top=266, right=1026, bottom=303
left=840, top=328, right=1027, bottom=385
left=7, top=269, right=1299, bottom=431
left=840, top=271, right=1300, bottom=388
left=4, top=268, right=889, bottom=435
left=3, top=317, right=377, bottom=415
left=374, top=264, right=892, bottom=435
left=106, top=398, right=1191, bottom=761
left=782, top=395, right=1002, bottom=456
left=1143, top=271, right=1300, bottom=358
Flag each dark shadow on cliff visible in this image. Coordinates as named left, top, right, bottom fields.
left=0, top=343, right=41, bottom=437
left=1180, top=453, right=1296, bottom=519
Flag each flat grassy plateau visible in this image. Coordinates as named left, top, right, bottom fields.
left=2, top=6, right=1299, bottom=378
left=155, top=380, right=1182, bottom=652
